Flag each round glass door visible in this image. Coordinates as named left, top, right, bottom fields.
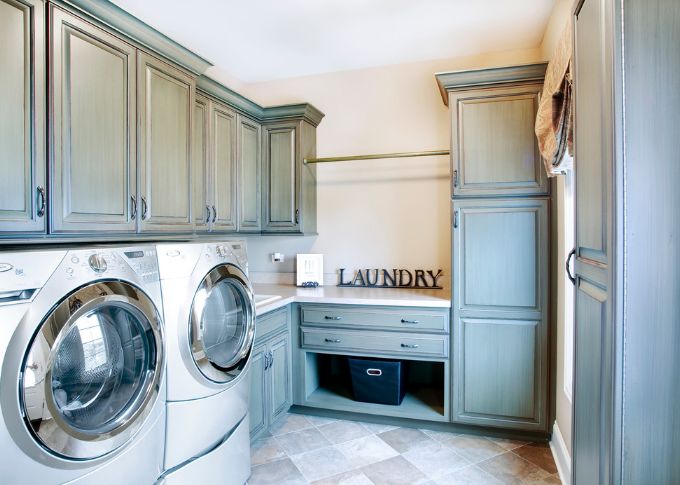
left=190, top=264, right=255, bottom=383
left=21, top=281, right=164, bottom=460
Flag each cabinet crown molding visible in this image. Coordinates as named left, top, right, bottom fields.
left=435, top=62, right=548, bottom=105
left=53, top=0, right=213, bottom=75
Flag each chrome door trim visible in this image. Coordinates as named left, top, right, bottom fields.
left=20, top=280, right=164, bottom=460
left=189, top=263, right=255, bottom=383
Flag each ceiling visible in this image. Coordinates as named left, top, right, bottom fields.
left=111, top=0, right=556, bottom=83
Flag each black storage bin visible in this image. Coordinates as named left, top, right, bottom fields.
left=347, top=356, right=407, bottom=406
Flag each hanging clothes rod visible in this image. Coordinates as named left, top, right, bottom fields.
left=303, top=149, right=450, bottom=164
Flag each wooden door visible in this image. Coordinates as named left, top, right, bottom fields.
left=572, top=0, right=615, bottom=482
left=192, top=93, right=210, bottom=232
left=237, top=115, right=261, bottom=232
left=452, top=198, right=549, bottom=430
left=450, top=85, right=548, bottom=197
left=50, top=7, right=136, bottom=233
left=210, top=101, right=237, bottom=232
left=262, top=122, right=299, bottom=232
left=248, top=344, right=268, bottom=437
left=138, top=51, right=194, bottom=233
left=0, top=0, right=45, bottom=234
left=268, top=332, right=292, bottom=423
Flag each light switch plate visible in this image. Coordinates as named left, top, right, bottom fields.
left=296, top=254, right=323, bottom=286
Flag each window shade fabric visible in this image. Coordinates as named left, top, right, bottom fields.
left=535, top=21, right=574, bottom=176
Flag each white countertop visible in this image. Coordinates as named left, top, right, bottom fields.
left=253, top=283, right=451, bottom=316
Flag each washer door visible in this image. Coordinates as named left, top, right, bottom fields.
left=190, top=264, right=255, bottom=383
left=21, top=281, right=164, bottom=460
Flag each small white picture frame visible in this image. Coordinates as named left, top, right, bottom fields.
left=296, top=254, right=324, bottom=287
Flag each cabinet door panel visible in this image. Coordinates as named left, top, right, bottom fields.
left=138, top=52, right=193, bottom=232
left=456, top=318, right=542, bottom=423
left=238, top=115, right=261, bottom=231
left=211, top=102, right=237, bottom=231
left=51, top=7, right=135, bottom=233
left=248, top=345, right=268, bottom=437
left=0, top=0, right=45, bottom=234
left=451, top=85, right=547, bottom=197
left=192, top=93, right=209, bottom=231
left=263, top=123, right=298, bottom=231
left=269, top=333, right=292, bottom=422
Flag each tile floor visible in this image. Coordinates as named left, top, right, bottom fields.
left=249, top=413, right=561, bottom=485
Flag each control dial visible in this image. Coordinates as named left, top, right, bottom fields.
left=88, top=254, right=108, bottom=273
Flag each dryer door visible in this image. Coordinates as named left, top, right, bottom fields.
left=21, top=281, right=164, bottom=460
left=190, top=263, right=255, bottom=383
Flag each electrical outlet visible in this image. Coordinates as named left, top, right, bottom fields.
left=271, top=252, right=284, bottom=263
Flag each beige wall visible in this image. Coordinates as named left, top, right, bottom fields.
left=240, top=48, right=545, bottom=283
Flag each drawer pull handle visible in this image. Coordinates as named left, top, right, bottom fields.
left=366, top=368, right=383, bottom=376
left=324, top=338, right=342, bottom=343
left=400, top=343, right=419, bottom=349
left=324, top=316, right=342, bottom=320
left=401, top=319, right=419, bottom=324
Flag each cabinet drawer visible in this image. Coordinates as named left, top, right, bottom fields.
left=301, top=327, right=448, bottom=358
left=301, top=306, right=448, bottom=333
left=256, top=307, right=288, bottom=343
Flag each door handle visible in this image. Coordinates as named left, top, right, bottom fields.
left=453, top=169, right=459, bottom=188
left=566, top=248, right=576, bottom=285
left=36, top=186, right=46, bottom=218
left=141, top=196, right=148, bottom=220
left=264, top=352, right=269, bottom=370
left=453, top=210, right=459, bottom=229
left=401, top=319, right=419, bottom=324
left=400, top=343, right=419, bottom=349
left=131, top=195, right=137, bottom=220
left=212, top=205, right=217, bottom=224
left=295, top=209, right=299, bottom=224
left=205, top=205, right=211, bottom=224
left=324, top=316, right=342, bottom=321
left=324, top=338, right=341, bottom=343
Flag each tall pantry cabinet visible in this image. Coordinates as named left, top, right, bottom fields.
left=436, top=64, right=551, bottom=432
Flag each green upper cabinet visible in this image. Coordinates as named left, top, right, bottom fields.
left=450, top=85, right=547, bottom=197
left=210, top=101, right=237, bottom=232
left=262, top=119, right=318, bottom=234
left=237, top=114, right=261, bottom=232
left=50, top=6, right=137, bottom=234
left=0, top=0, right=46, bottom=234
left=137, top=51, right=194, bottom=233
left=451, top=198, right=549, bottom=431
left=192, top=93, right=210, bottom=231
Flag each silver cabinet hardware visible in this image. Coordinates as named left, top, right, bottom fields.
left=294, top=209, right=299, bottom=224
left=400, top=343, right=419, bottom=349
left=141, top=196, right=148, bottom=220
left=566, top=248, right=576, bottom=285
left=212, top=205, right=217, bottom=224
left=453, top=169, right=459, bottom=188
left=205, top=205, right=211, bottom=223
left=324, top=338, right=341, bottom=343
left=453, top=210, right=459, bottom=229
left=401, top=319, right=419, bottom=324
left=36, top=186, right=46, bottom=218
left=130, top=195, right=137, bottom=220
left=324, top=316, right=342, bottom=321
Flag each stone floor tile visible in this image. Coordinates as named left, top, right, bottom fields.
left=402, top=440, right=470, bottom=478
left=512, top=442, right=559, bottom=474
left=251, top=435, right=286, bottom=466
left=435, top=464, right=502, bottom=485
left=485, top=436, right=531, bottom=451
left=305, top=415, right=339, bottom=427
left=249, top=457, right=307, bottom=485
left=360, top=455, right=428, bottom=485
left=478, top=451, right=552, bottom=484
left=310, top=469, right=374, bottom=485
left=443, top=434, right=507, bottom=464
left=525, top=474, right=563, bottom=484
left=290, top=446, right=353, bottom=482
left=377, top=427, right=434, bottom=453
left=317, top=420, right=372, bottom=444
left=335, top=435, right=399, bottom=468
left=276, top=427, right=332, bottom=456
left=359, top=421, right=398, bottom=434
left=420, top=428, right=460, bottom=442
left=269, top=413, right=314, bottom=436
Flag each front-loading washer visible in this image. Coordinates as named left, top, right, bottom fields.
left=156, top=241, right=254, bottom=485
left=0, top=245, right=166, bottom=484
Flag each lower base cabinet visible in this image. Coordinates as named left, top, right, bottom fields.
left=249, top=309, right=292, bottom=439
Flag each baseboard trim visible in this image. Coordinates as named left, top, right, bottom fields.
left=550, top=421, right=572, bottom=484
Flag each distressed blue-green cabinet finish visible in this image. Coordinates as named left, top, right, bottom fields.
left=452, top=198, right=549, bottom=431
left=0, top=0, right=46, bottom=234
left=249, top=308, right=292, bottom=439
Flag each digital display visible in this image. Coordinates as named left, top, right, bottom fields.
left=124, top=251, right=145, bottom=259
left=232, top=245, right=241, bottom=250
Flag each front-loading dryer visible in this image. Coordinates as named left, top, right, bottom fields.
left=156, top=241, right=254, bottom=485
left=0, top=245, right=166, bottom=484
